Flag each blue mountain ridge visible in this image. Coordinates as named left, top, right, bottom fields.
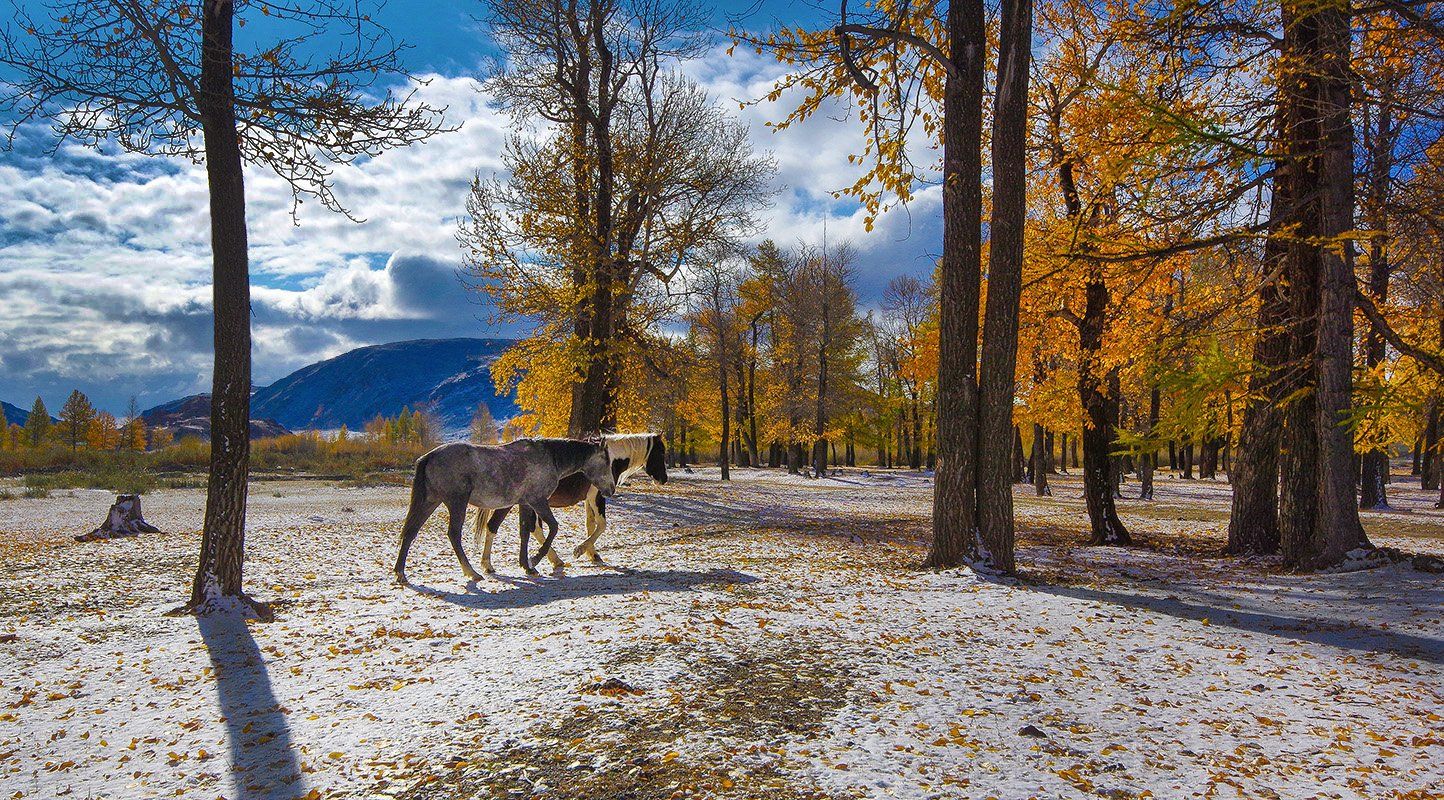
left=0, top=400, right=42, bottom=426
left=144, top=338, right=520, bottom=435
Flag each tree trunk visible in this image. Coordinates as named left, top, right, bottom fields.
left=1227, top=172, right=1289, bottom=555
left=718, top=353, right=731, bottom=482
left=1059, top=432, right=1069, bottom=473
left=1079, top=279, right=1130, bottom=545
left=971, top=0, right=1032, bottom=573
left=1423, top=401, right=1439, bottom=491
left=923, top=0, right=986, bottom=569
left=1278, top=0, right=1370, bottom=568
left=1013, top=426, right=1026, bottom=483
left=1032, top=422, right=1050, bottom=496
left=1139, top=386, right=1160, bottom=500
left=77, top=495, right=162, bottom=542
left=184, top=0, right=263, bottom=619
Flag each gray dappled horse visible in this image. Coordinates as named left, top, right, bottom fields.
left=393, top=438, right=617, bottom=584
left=477, top=433, right=667, bottom=571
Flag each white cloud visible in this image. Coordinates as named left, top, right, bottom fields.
left=0, top=52, right=942, bottom=414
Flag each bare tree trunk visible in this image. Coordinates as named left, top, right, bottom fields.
left=1059, top=432, right=1069, bottom=473
left=1307, top=0, right=1370, bottom=563
left=1228, top=174, right=1289, bottom=554
left=1031, top=422, right=1050, bottom=496
left=924, top=0, right=985, bottom=569
left=1013, top=426, right=1026, bottom=483
left=184, top=0, right=263, bottom=619
left=1424, top=402, right=1439, bottom=491
left=1139, top=386, right=1159, bottom=500
left=1079, top=279, right=1130, bottom=545
left=971, top=0, right=1032, bottom=573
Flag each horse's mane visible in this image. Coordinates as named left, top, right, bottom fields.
left=603, top=433, right=658, bottom=484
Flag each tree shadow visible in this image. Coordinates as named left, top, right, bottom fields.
left=197, top=613, right=306, bottom=799
left=1027, top=581, right=1444, bottom=665
left=406, top=567, right=759, bottom=611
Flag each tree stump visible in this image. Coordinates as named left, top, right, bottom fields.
left=75, top=495, right=162, bottom=542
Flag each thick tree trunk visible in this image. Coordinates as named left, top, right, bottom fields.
left=185, top=0, right=263, bottom=619
left=971, top=0, right=1032, bottom=574
left=1306, top=0, right=1370, bottom=563
left=1278, top=0, right=1370, bottom=568
left=1227, top=176, right=1290, bottom=555
left=1079, top=279, right=1130, bottom=545
left=924, top=0, right=985, bottom=569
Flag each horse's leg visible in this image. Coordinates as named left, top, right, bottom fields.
left=518, top=506, right=540, bottom=576
left=480, top=507, right=510, bottom=575
left=528, top=504, right=562, bottom=571
left=445, top=498, right=483, bottom=581
left=530, top=511, right=565, bottom=570
left=394, top=498, right=440, bottom=586
left=472, top=507, right=491, bottom=572
left=574, top=491, right=607, bottom=564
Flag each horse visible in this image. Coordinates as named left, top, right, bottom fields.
left=475, top=433, right=667, bottom=572
left=393, top=437, right=617, bottom=584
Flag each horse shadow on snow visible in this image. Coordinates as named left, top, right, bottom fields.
left=405, top=566, right=759, bottom=611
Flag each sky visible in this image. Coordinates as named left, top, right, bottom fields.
left=0, top=0, right=943, bottom=415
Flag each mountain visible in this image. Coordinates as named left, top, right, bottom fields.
left=249, top=338, right=518, bottom=434
left=141, top=394, right=291, bottom=441
left=2, top=400, right=33, bottom=427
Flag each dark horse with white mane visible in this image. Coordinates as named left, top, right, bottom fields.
left=476, top=433, right=667, bottom=572
left=393, top=437, right=617, bottom=584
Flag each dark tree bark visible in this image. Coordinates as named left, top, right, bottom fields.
left=1032, top=422, right=1051, bottom=496
left=1079, top=279, right=1130, bottom=545
left=185, top=0, right=264, bottom=619
left=1014, top=426, right=1027, bottom=483
left=972, top=0, right=1033, bottom=573
left=1227, top=169, right=1290, bottom=555
left=1045, top=430, right=1057, bottom=473
left=1424, top=402, right=1439, bottom=491
left=924, top=0, right=985, bottom=569
left=1059, top=432, right=1069, bottom=473
left=1278, top=0, right=1371, bottom=568
left=1139, top=386, right=1160, bottom=500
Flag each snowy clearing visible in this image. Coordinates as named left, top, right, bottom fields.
left=1, top=469, right=1441, bottom=799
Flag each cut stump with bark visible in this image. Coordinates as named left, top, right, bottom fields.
left=76, top=494, right=162, bottom=542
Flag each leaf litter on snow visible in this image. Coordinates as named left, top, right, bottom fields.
left=0, top=473, right=1439, bottom=799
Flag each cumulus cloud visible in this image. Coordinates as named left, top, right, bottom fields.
left=0, top=47, right=941, bottom=414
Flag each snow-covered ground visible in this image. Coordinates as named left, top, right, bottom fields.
left=0, top=469, right=1440, bottom=799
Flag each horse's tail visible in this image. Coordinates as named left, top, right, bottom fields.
left=402, top=452, right=432, bottom=531
left=394, top=452, right=435, bottom=583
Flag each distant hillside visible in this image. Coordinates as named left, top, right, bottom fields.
left=141, top=394, right=291, bottom=441
left=2, top=400, right=34, bottom=426
left=249, top=338, right=518, bottom=434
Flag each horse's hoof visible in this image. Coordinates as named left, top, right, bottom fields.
left=483, top=566, right=496, bottom=575
left=572, top=545, right=587, bottom=558
left=589, top=555, right=605, bottom=565
left=395, top=573, right=409, bottom=587
left=525, top=568, right=540, bottom=577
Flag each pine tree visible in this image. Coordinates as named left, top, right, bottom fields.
left=58, top=390, right=97, bottom=452
left=25, top=397, right=51, bottom=448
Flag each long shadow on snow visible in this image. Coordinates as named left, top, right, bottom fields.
left=197, top=614, right=307, bottom=799
left=408, top=566, right=759, bottom=611
left=1029, top=582, right=1444, bottom=665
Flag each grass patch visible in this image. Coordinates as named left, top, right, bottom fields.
left=22, top=464, right=158, bottom=495
left=395, top=639, right=857, bottom=800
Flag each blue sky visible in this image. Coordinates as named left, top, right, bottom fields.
left=0, top=0, right=942, bottom=415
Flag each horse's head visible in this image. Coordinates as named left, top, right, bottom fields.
left=645, top=434, right=668, bottom=484
left=582, top=442, right=618, bottom=498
